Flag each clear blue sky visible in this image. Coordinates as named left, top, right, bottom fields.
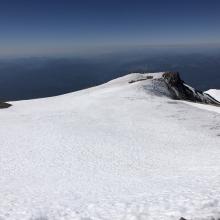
left=0, top=0, right=220, bottom=57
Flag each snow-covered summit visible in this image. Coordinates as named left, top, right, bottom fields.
left=5, top=71, right=220, bottom=110
left=93, top=71, right=220, bottom=106
left=0, top=72, right=220, bottom=220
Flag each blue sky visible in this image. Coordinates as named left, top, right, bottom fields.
left=0, top=0, right=220, bottom=57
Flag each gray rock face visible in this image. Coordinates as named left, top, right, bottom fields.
left=129, top=71, right=220, bottom=106
left=162, top=72, right=220, bottom=106
left=0, top=101, right=11, bottom=109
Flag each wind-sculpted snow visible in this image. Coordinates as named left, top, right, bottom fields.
left=0, top=73, right=220, bottom=220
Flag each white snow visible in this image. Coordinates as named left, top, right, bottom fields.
left=0, top=73, right=220, bottom=220
left=182, top=101, right=220, bottom=114
left=205, top=89, right=220, bottom=102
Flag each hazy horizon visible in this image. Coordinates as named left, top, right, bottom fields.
left=0, top=46, right=220, bottom=101
left=1, top=43, right=220, bottom=59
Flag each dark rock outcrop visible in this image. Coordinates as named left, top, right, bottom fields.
left=0, top=101, right=11, bottom=109
left=129, top=75, right=153, bottom=83
left=162, top=72, right=220, bottom=106
left=128, top=71, right=220, bottom=106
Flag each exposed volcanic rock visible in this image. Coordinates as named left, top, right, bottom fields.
left=0, top=101, right=11, bottom=109
left=162, top=72, right=220, bottom=105
left=129, top=75, right=153, bottom=83
left=129, top=71, right=220, bottom=106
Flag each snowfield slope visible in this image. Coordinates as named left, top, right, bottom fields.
left=0, top=72, right=220, bottom=220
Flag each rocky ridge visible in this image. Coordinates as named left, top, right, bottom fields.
left=129, top=71, right=220, bottom=106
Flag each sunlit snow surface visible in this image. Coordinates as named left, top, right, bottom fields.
left=0, top=73, right=220, bottom=220
left=205, top=89, right=220, bottom=102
